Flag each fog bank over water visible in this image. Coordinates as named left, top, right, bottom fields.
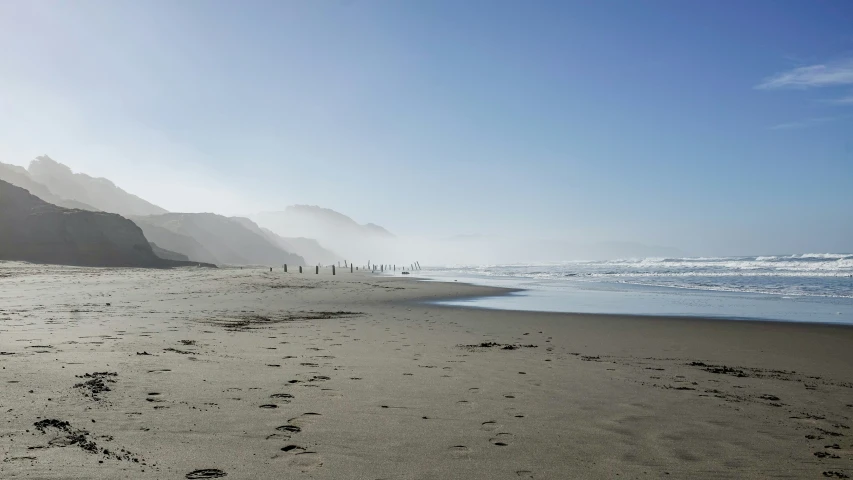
left=250, top=233, right=686, bottom=267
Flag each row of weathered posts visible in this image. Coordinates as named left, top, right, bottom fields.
left=366, top=261, right=421, bottom=272
left=278, top=261, right=421, bottom=275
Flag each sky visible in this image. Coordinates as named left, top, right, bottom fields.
left=1, top=0, right=852, bottom=256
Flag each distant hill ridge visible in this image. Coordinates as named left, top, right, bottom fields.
left=0, top=179, right=209, bottom=268
left=250, top=206, right=395, bottom=264
left=27, top=156, right=167, bottom=216
left=282, top=205, right=394, bottom=237
left=0, top=161, right=98, bottom=211
left=1, top=156, right=388, bottom=265
left=132, top=213, right=306, bottom=267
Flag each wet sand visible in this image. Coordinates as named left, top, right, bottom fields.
left=0, top=263, right=851, bottom=479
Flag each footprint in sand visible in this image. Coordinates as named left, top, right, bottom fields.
left=287, top=413, right=322, bottom=429
left=270, top=393, right=294, bottom=403
left=448, top=445, right=471, bottom=459
left=276, top=447, right=322, bottom=471
left=490, top=433, right=513, bottom=446
left=481, top=421, right=501, bottom=432
left=276, top=425, right=301, bottom=434
left=503, top=406, right=525, bottom=418
left=516, top=470, right=534, bottom=478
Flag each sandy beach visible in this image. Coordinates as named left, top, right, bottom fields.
left=1, top=263, right=851, bottom=479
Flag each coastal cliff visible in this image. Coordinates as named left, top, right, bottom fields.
left=0, top=179, right=210, bottom=268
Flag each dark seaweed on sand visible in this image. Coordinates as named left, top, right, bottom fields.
left=32, top=419, right=140, bottom=461
left=199, top=311, right=364, bottom=332
left=458, top=342, right=537, bottom=351
left=74, top=372, right=117, bottom=400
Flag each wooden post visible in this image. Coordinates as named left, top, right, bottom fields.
left=351, top=265, right=353, bottom=273
left=316, top=266, right=319, bottom=274
left=299, top=266, right=303, bottom=273
left=333, top=265, right=336, bottom=275
left=284, top=264, right=287, bottom=273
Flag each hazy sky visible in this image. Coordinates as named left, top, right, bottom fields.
left=1, top=0, right=851, bottom=255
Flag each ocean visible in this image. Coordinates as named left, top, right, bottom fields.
left=403, top=254, right=853, bottom=325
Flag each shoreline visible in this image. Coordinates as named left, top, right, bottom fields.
left=392, top=272, right=853, bottom=328
left=394, top=269, right=853, bottom=326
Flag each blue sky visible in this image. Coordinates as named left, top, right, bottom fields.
left=1, top=0, right=852, bottom=255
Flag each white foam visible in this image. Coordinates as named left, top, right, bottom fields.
left=423, top=253, right=853, bottom=299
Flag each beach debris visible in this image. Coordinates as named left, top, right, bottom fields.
left=32, top=419, right=140, bottom=462
left=74, top=372, right=117, bottom=400
left=457, top=342, right=537, bottom=351
left=815, top=451, right=841, bottom=459
left=164, top=347, right=194, bottom=355
left=186, top=469, right=227, bottom=479
left=198, top=311, right=363, bottom=332
left=688, top=362, right=749, bottom=377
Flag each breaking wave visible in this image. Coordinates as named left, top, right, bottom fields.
left=424, top=254, right=853, bottom=298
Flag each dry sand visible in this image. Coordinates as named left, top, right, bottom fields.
left=1, top=263, right=851, bottom=479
